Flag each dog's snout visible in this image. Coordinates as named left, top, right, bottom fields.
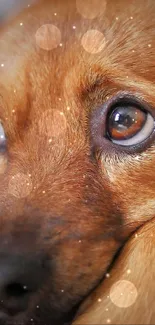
left=0, top=253, right=49, bottom=316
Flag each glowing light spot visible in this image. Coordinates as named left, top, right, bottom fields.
left=35, top=24, right=61, bottom=51
left=115, top=17, right=119, bottom=20
left=1, top=64, right=4, bottom=67
left=106, top=273, right=110, bottom=278
left=107, top=319, right=111, bottom=323
left=78, top=240, right=82, bottom=243
left=67, top=106, right=70, bottom=111
left=8, top=173, right=33, bottom=198
left=42, top=190, right=46, bottom=194
left=148, top=44, right=152, bottom=48
left=73, top=25, right=76, bottom=29
left=61, top=289, right=64, bottom=293
left=20, top=22, right=23, bottom=26
left=54, top=12, right=57, bottom=16
left=130, top=16, right=133, bottom=19
left=98, top=298, right=102, bottom=302
left=110, top=280, right=138, bottom=308
left=81, top=30, right=106, bottom=54
left=76, top=0, right=107, bottom=19
left=127, top=269, right=131, bottom=274
left=23, top=285, right=27, bottom=290
left=12, top=109, right=15, bottom=113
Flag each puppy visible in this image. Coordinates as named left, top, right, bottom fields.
left=0, top=0, right=154, bottom=325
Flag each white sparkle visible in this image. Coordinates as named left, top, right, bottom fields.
left=48, top=138, right=52, bottom=143
left=148, top=44, right=152, bottom=48
left=107, top=319, right=111, bottom=324
left=60, top=112, right=64, bottom=116
left=67, top=106, right=70, bottom=111
left=12, top=109, right=15, bottom=113
left=105, top=308, right=109, bottom=311
left=14, top=89, right=16, bottom=93
left=98, top=298, right=102, bottom=302
left=59, top=43, right=63, bottom=47
left=132, top=49, right=135, bottom=53
left=73, top=25, right=76, bottom=29
left=135, top=233, right=138, bottom=238
left=36, top=305, right=39, bottom=309
left=27, top=183, right=30, bottom=186
left=54, top=12, right=57, bottom=16
left=59, top=97, right=62, bottom=101
left=20, top=22, right=23, bottom=26
left=106, top=273, right=110, bottom=278
left=115, top=17, right=119, bottom=20
left=0, top=135, right=4, bottom=139
left=42, top=190, right=46, bottom=194
left=28, top=174, right=31, bottom=177
left=30, top=319, right=33, bottom=322
left=78, top=240, right=82, bottom=243
left=1, top=63, right=4, bottom=67
left=23, top=285, right=27, bottom=290
left=61, top=289, right=64, bottom=293
left=130, top=16, right=133, bottom=19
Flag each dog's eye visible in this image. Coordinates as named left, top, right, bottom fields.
left=0, top=122, right=6, bottom=150
left=106, top=105, right=154, bottom=146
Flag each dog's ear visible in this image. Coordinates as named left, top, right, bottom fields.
left=73, top=220, right=155, bottom=325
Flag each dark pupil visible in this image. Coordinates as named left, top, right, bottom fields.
left=112, top=107, right=137, bottom=129
left=108, top=105, right=146, bottom=140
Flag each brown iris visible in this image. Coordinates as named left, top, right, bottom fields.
left=108, top=105, right=147, bottom=141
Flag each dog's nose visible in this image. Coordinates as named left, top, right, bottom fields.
left=0, top=253, right=48, bottom=316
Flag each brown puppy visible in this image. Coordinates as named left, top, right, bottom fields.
left=0, top=0, right=154, bottom=325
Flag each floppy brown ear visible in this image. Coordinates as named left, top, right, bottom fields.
left=73, top=219, right=155, bottom=325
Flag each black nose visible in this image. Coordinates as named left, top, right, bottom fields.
left=0, top=253, right=49, bottom=316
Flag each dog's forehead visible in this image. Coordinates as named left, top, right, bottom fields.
left=0, top=0, right=155, bottom=122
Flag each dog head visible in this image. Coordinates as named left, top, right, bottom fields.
left=0, top=0, right=155, bottom=324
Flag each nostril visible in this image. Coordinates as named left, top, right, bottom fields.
left=6, top=283, right=29, bottom=298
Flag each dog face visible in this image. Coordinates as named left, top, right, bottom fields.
left=0, top=0, right=155, bottom=324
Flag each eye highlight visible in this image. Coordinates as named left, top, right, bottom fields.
left=107, top=105, right=154, bottom=146
left=0, top=122, right=6, bottom=151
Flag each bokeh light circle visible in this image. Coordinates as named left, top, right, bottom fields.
left=110, top=280, right=138, bottom=308
left=81, top=30, right=106, bottom=54
left=8, top=173, right=33, bottom=198
left=38, top=109, right=67, bottom=138
left=35, top=24, right=61, bottom=50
